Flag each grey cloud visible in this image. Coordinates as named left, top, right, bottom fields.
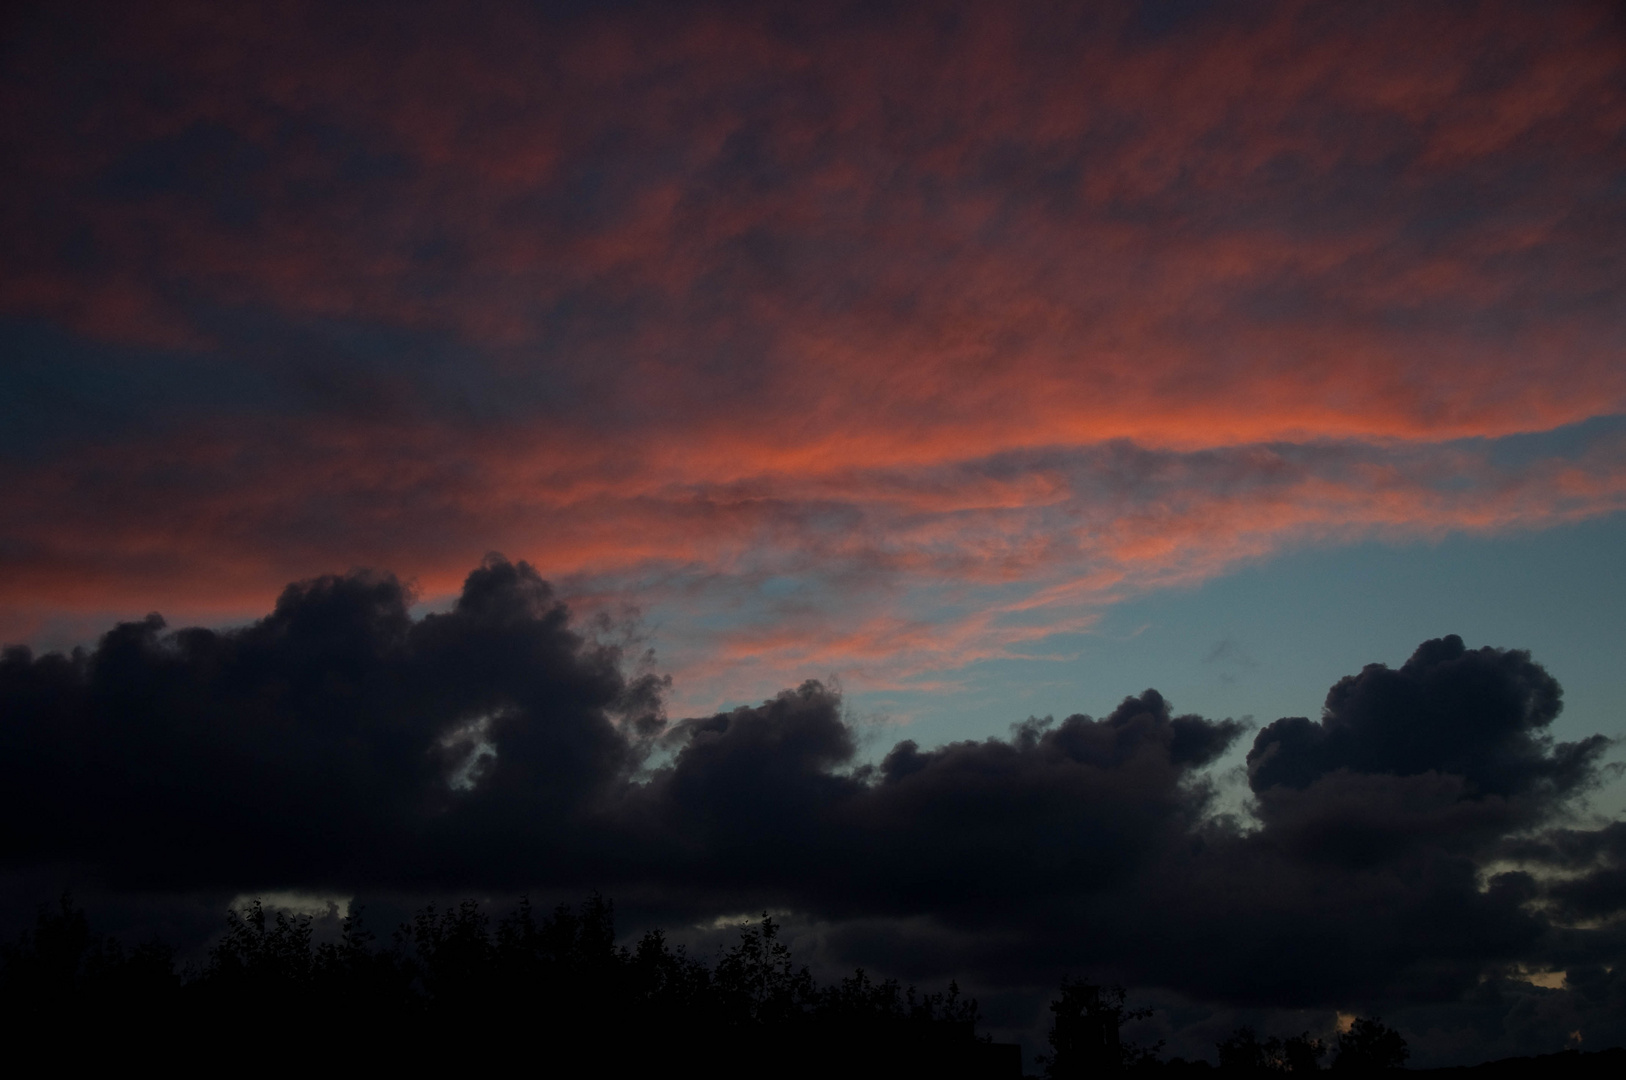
left=1, top=568, right=1622, bottom=1062
left=1247, top=635, right=1604, bottom=799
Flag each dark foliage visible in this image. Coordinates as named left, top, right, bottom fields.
left=2, top=561, right=1623, bottom=1058
left=1210, top=1018, right=1403, bottom=1075
left=1042, top=978, right=1161, bottom=1077
left=1410, top=1046, right=1626, bottom=1078
left=1332, top=1017, right=1409, bottom=1072
left=1217, top=1026, right=1326, bottom=1072
left=0, top=892, right=179, bottom=1011
left=0, top=892, right=999, bottom=1075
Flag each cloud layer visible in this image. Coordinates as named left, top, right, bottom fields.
left=3, top=1, right=1625, bottom=700
left=3, top=559, right=1621, bottom=1061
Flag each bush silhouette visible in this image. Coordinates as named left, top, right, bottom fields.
left=1041, top=978, right=1160, bottom=1077
left=0, top=893, right=180, bottom=1054
left=1218, top=1026, right=1326, bottom=1072
left=1, top=893, right=1011, bottom=1075
left=1331, top=1017, right=1408, bottom=1072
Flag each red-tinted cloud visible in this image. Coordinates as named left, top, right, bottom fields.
left=2, top=1, right=1624, bottom=703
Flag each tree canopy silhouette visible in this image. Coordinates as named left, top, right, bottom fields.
left=1217, top=1026, right=1327, bottom=1073
left=0, top=893, right=1008, bottom=1076
left=1041, top=978, right=1161, bottom=1077
left=1331, top=1017, right=1408, bottom=1072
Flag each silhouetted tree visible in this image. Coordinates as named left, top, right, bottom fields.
left=714, top=913, right=819, bottom=1027
left=403, top=898, right=494, bottom=1007
left=1331, top=1017, right=1407, bottom=1072
left=625, top=924, right=713, bottom=1025
left=0, top=893, right=179, bottom=1049
left=1, top=891, right=1004, bottom=1076
left=202, top=899, right=316, bottom=992
left=817, top=966, right=980, bottom=1038
left=1219, top=1027, right=1269, bottom=1071
left=1280, top=1033, right=1327, bottom=1073
left=311, top=905, right=417, bottom=1022
left=1041, top=978, right=1159, bottom=1077
left=1218, top=1027, right=1326, bottom=1072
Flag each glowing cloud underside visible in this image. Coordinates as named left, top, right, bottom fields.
left=1, top=1, right=1623, bottom=705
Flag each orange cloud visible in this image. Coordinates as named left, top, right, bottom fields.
left=3, top=1, right=1624, bottom=707
left=4, top=413, right=1622, bottom=711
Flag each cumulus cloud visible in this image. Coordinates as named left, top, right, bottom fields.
left=2, top=558, right=1621, bottom=1063
left=1248, top=635, right=1601, bottom=799
left=0, top=557, right=661, bottom=889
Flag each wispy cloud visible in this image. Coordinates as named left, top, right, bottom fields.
left=3, top=1, right=1624, bottom=708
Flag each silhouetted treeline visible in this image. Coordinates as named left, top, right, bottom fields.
left=1409, top=1048, right=1626, bottom=1079
left=6, top=893, right=1622, bottom=1075
left=1212, top=1017, right=1405, bottom=1073
left=1042, top=977, right=1162, bottom=1074
left=0, top=893, right=1014, bottom=1076
left=1036, top=981, right=1623, bottom=1079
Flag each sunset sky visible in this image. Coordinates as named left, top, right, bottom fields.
left=3, top=0, right=1625, bottom=1064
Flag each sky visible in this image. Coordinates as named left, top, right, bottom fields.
left=3, top=0, right=1625, bottom=1066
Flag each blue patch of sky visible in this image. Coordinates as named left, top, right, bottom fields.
left=182, top=306, right=539, bottom=425
left=0, top=309, right=590, bottom=451
left=1479, top=412, right=1626, bottom=467
left=95, top=117, right=416, bottom=228
left=0, top=318, right=284, bottom=458
left=96, top=121, right=271, bottom=229
left=758, top=575, right=804, bottom=599
left=1123, top=0, right=1228, bottom=45
left=850, top=511, right=1626, bottom=816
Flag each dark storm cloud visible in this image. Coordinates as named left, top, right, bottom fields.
left=1247, top=635, right=1602, bottom=798
left=0, top=559, right=1233, bottom=900
left=621, top=685, right=1244, bottom=921
left=1499, top=822, right=1626, bottom=925
left=0, top=557, right=660, bottom=888
left=1, top=561, right=1622, bottom=1057
left=1237, top=636, right=1614, bottom=880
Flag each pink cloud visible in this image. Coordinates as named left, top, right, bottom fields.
left=3, top=1, right=1624, bottom=704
